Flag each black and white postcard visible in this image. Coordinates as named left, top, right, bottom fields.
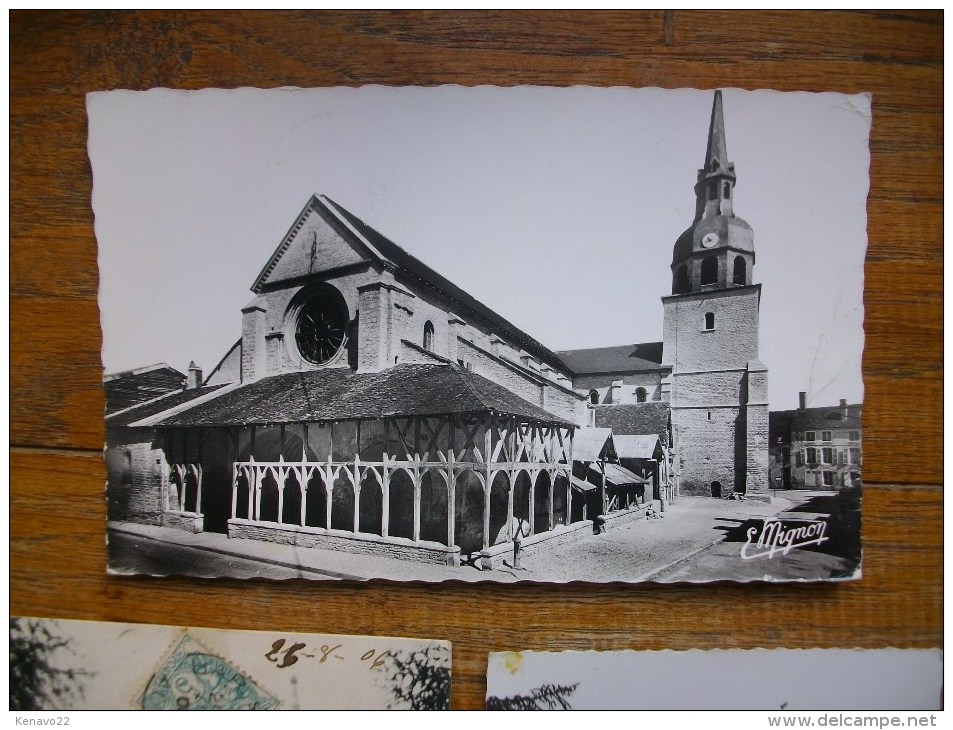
left=11, top=616, right=450, bottom=710
left=486, top=649, right=941, bottom=710
left=90, top=86, right=868, bottom=583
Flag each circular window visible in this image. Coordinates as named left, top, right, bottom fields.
left=294, top=286, right=349, bottom=365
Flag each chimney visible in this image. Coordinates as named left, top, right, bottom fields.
left=840, top=398, right=848, bottom=418
left=798, top=391, right=806, bottom=410
left=187, top=361, right=202, bottom=389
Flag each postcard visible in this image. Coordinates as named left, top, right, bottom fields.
left=10, top=617, right=450, bottom=710
left=486, top=648, right=941, bottom=710
left=90, top=86, right=868, bottom=583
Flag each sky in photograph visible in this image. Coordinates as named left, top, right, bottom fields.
left=89, top=86, right=869, bottom=411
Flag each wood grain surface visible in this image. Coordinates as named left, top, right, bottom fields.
left=10, top=11, right=942, bottom=710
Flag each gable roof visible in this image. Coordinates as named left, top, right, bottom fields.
left=103, top=363, right=187, bottom=413
left=103, top=362, right=183, bottom=383
left=135, top=363, right=572, bottom=428
left=555, top=342, right=666, bottom=374
left=770, top=403, right=862, bottom=440
left=594, top=402, right=670, bottom=436
left=250, top=195, right=377, bottom=293
left=252, top=195, right=569, bottom=374
left=792, top=403, right=862, bottom=432
left=614, top=434, right=661, bottom=460
left=572, top=427, right=615, bottom=462
left=106, top=384, right=229, bottom=426
left=600, top=462, right=650, bottom=486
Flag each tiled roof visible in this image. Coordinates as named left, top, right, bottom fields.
left=770, top=404, right=862, bottom=439
left=106, top=385, right=229, bottom=426
left=142, top=363, right=573, bottom=428
left=594, top=402, right=670, bottom=436
left=573, top=427, right=615, bottom=462
left=791, top=404, right=863, bottom=432
left=555, top=342, right=665, bottom=374
left=614, top=434, right=660, bottom=460
left=323, top=197, right=568, bottom=373
left=569, top=474, right=597, bottom=492
left=103, top=363, right=187, bottom=412
left=601, top=463, right=650, bottom=486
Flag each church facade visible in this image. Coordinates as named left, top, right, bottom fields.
left=105, top=90, right=770, bottom=568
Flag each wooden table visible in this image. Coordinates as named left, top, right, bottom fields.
left=10, top=11, right=942, bottom=710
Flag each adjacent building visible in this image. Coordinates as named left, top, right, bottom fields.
left=104, top=362, right=190, bottom=412
left=769, top=392, right=863, bottom=490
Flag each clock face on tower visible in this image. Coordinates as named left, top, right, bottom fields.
left=701, top=232, right=720, bottom=249
left=295, top=287, right=348, bottom=365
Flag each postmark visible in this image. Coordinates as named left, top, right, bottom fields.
left=140, top=634, right=280, bottom=710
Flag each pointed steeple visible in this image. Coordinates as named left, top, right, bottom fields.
left=670, top=90, right=755, bottom=295
left=693, top=90, right=737, bottom=222
left=704, top=90, right=728, bottom=173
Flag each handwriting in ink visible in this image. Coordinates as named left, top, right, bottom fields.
left=265, top=639, right=308, bottom=668
left=265, top=639, right=389, bottom=670
left=318, top=644, right=344, bottom=663
left=360, top=648, right=390, bottom=670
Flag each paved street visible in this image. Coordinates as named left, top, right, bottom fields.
left=515, top=494, right=802, bottom=583
left=653, top=491, right=861, bottom=582
left=108, top=490, right=860, bottom=584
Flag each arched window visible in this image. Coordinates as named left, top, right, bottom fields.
left=700, top=256, right=718, bottom=285
left=423, top=320, right=435, bottom=352
left=635, top=387, right=647, bottom=403
left=733, top=256, right=746, bottom=285
left=674, top=265, right=690, bottom=294
left=723, top=181, right=731, bottom=199
left=704, top=312, right=715, bottom=331
left=708, top=182, right=717, bottom=201
left=588, top=389, right=600, bottom=405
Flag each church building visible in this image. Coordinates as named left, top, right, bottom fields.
left=105, top=90, right=769, bottom=568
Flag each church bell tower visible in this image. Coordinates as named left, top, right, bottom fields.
left=661, top=90, right=769, bottom=498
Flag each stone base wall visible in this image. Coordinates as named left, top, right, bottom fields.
left=602, top=502, right=652, bottom=529
left=228, top=520, right=461, bottom=566
left=124, top=510, right=163, bottom=526
left=479, top=520, right=594, bottom=569
left=162, top=511, right=204, bottom=533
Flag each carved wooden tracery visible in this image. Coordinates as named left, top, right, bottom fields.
left=201, top=413, right=576, bottom=553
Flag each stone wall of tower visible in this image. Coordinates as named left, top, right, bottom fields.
left=671, top=402, right=743, bottom=496
left=663, top=287, right=768, bottom=495
left=671, top=369, right=746, bottom=405
left=662, top=285, right=761, bottom=370
left=744, top=360, right=770, bottom=495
